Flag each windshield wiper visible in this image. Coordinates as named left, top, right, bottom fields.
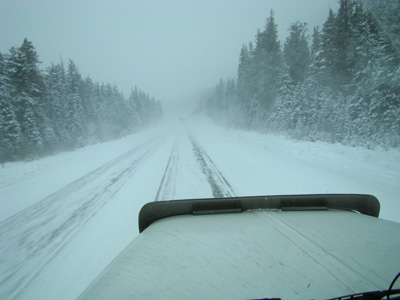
left=325, top=271, right=400, bottom=300
left=324, top=289, right=400, bottom=300
left=250, top=289, right=400, bottom=300
left=250, top=272, right=400, bottom=300
left=249, top=290, right=400, bottom=300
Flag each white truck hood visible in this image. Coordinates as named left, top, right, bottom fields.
left=78, top=195, right=400, bottom=300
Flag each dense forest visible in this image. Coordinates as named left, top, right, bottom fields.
left=204, top=0, right=400, bottom=149
left=0, top=39, right=162, bottom=162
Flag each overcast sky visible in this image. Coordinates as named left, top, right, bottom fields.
left=1, top=0, right=339, bottom=102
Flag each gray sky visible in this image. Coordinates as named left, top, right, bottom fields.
left=0, top=0, right=339, bottom=101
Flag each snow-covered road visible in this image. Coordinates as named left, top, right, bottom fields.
left=1, top=117, right=399, bottom=299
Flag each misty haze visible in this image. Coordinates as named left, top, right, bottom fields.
left=1, top=0, right=400, bottom=299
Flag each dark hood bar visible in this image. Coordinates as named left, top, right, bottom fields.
left=138, top=194, right=380, bottom=233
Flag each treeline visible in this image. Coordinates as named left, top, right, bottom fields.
left=205, top=0, right=400, bottom=149
left=0, top=39, right=162, bottom=162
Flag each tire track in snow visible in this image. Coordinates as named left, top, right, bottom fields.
left=0, top=139, right=161, bottom=300
left=189, top=135, right=235, bottom=198
left=154, top=138, right=180, bottom=201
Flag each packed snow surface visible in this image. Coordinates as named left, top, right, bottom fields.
left=1, top=117, right=399, bottom=299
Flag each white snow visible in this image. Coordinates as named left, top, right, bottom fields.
left=1, top=117, right=399, bottom=299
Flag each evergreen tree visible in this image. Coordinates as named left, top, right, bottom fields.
left=7, top=39, right=44, bottom=97
left=269, top=65, right=295, bottom=131
left=362, top=0, right=400, bottom=56
left=45, top=61, right=70, bottom=147
left=19, top=93, right=43, bottom=157
left=0, top=39, right=162, bottom=162
left=207, top=3, right=400, bottom=149
left=80, top=76, right=98, bottom=142
left=283, top=22, right=310, bottom=84
left=300, top=26, right=328, bottom=139
left=128, top=86, right=141, bottom=128
left=65, top=59, right=85, bottom=147
left=253, top=10, right=282, bottom=115
left=6, top=39, right=45, bottom=157
left=0, top=52, right=21, bottom=161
